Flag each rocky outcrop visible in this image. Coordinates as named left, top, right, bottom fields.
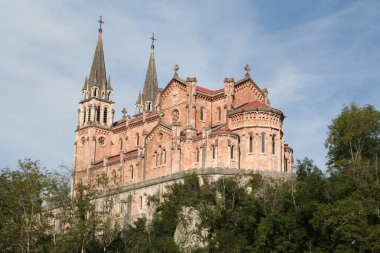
left=174, top=206, right=208, bottom=252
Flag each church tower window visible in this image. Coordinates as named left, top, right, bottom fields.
left=230, top=146, right=234, bottom=159
left=103, top=107, right=108, bottom=124
left=88, top=107, right=91, bottom=122
left=83, top=108, right=86, bottom=124
left=136, top=133, right=140, bottom=146
left=212, top=145, right=216, bottom=159
left=272, top=135, right=276, bottom=155
left=131, top=166, right=134, bottom=179
left=96, top=106, right=101, bottom=122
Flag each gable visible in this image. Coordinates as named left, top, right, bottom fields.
left=145, top=123, right=172, bottom=145
left=234, top=79, right=265, bottom=107
left=160, top=78, right=187, bottom=110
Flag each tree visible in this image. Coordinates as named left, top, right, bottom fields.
left=325, top=103, right=380, bottom=173
left=0, top=159, right=53, bottom=253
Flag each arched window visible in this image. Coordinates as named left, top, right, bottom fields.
left=217, top=107, right=222, bottom=121
left=172, top=110, right=179, bottom=124
left=249, top=134, right=253, bottom=153
left=103, top=107, right=108, bottom=124
left=146, top=101, right=152, bottom=111
left=136, top=133, right=140, bottom=146
left=119, top=138, right=123, bottom=150
left=261, top=133, right=266, bottom=153
left=212, top=145, right=216, bottom=159
left=96, top=106, right=101, bottom=122
left=88, top=107, right=91, bottom=122
left=196, top=148, right=200, bottom=163
left=230, top=146, right=234, bottom=159
left=200, top=107, right=204, bottom=121
left=163, top=149, right=166, bottom=164
left=93, top=88, right=97, bottom=97
left=154, top=151, right=158, bottom=167
left=83, top=108, right=86, bottom=124
left=131, top=166, right=134, bottom=179
left=272, top=135, right=276, bottom=155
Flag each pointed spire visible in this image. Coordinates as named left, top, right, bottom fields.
left=140, top=34, right=158, bottom=111
left=88, top=16, right=107, bottom=91
left=82, top=76, right=88, bottom=91
left=107, top=75, right=112, bottom=91
left=135, top=90, right=141, bottom=105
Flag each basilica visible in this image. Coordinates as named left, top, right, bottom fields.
left=73, top=22, right=293, bottom=225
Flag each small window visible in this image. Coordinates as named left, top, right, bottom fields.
left=200, top=107, right=204, bottom=121
left=172, top=110, right=179, bottom=124
left=272, top=135, right=276, bottom=155
left=261, top=133, right=266, bottom=153
left=230, top=146, right=234, bottom=159
left=140, top=196, right=143, bottom=209
left=154, top=152, right=158, bottom=167
left=217, top=107, right=221, bottom=121
left=119, top=138, right=123, bottom=150
left=146, top=101, right=152, bottom=111
left=131, top=166, right=134, bottom=179
left=163, top=149, right=166, bottom=164
left=196, top=148, right=200, bottom=163
left=212, top=145, right=216, bottom=159
left=136, top=133, right=140, bottom=146
left=249, top=134, right=253, bottom=153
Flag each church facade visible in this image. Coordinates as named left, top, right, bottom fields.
left=73, top=25, right=293, bottom=226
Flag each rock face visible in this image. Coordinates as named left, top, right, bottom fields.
left=174, top=206, right=208, bottom=252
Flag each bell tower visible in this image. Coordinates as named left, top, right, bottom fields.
left=78, top=16, right=114, bottom=129
left=73, top=17, right=114, bottom=190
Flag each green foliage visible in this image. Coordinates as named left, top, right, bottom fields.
left=0, top=159, right=53, bottom=253
left=325, top=103, right=380, bottom=172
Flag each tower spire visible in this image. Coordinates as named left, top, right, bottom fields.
left=138, top=33, right=158, bottom=112
left=87, top=16, right=108, bottom=97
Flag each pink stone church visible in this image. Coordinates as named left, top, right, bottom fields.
left=73, top=23, right=293, bottom=224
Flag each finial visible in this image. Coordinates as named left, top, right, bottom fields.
left=173, top=64, right=179, bottom=77
left=98, top=15, right=104, bottom=33
left=121, top=108, right=127, bottom=119
left=150, top=33, right=156, bottom=50
left=244, top=64, right=251, bottom=77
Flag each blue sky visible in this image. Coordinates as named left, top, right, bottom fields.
left=0, top=0, right=379, bottom=172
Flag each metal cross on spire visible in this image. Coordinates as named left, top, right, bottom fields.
left=150, top=33, right=156, bottom=50
left=98, top=15, right=104, bottom=33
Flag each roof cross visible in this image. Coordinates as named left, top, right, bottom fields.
left=244, top=64, right=251, bottom=77
left=150, top=33, right=156, bottom=49
left=98, top=16, right=104, bottom=32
